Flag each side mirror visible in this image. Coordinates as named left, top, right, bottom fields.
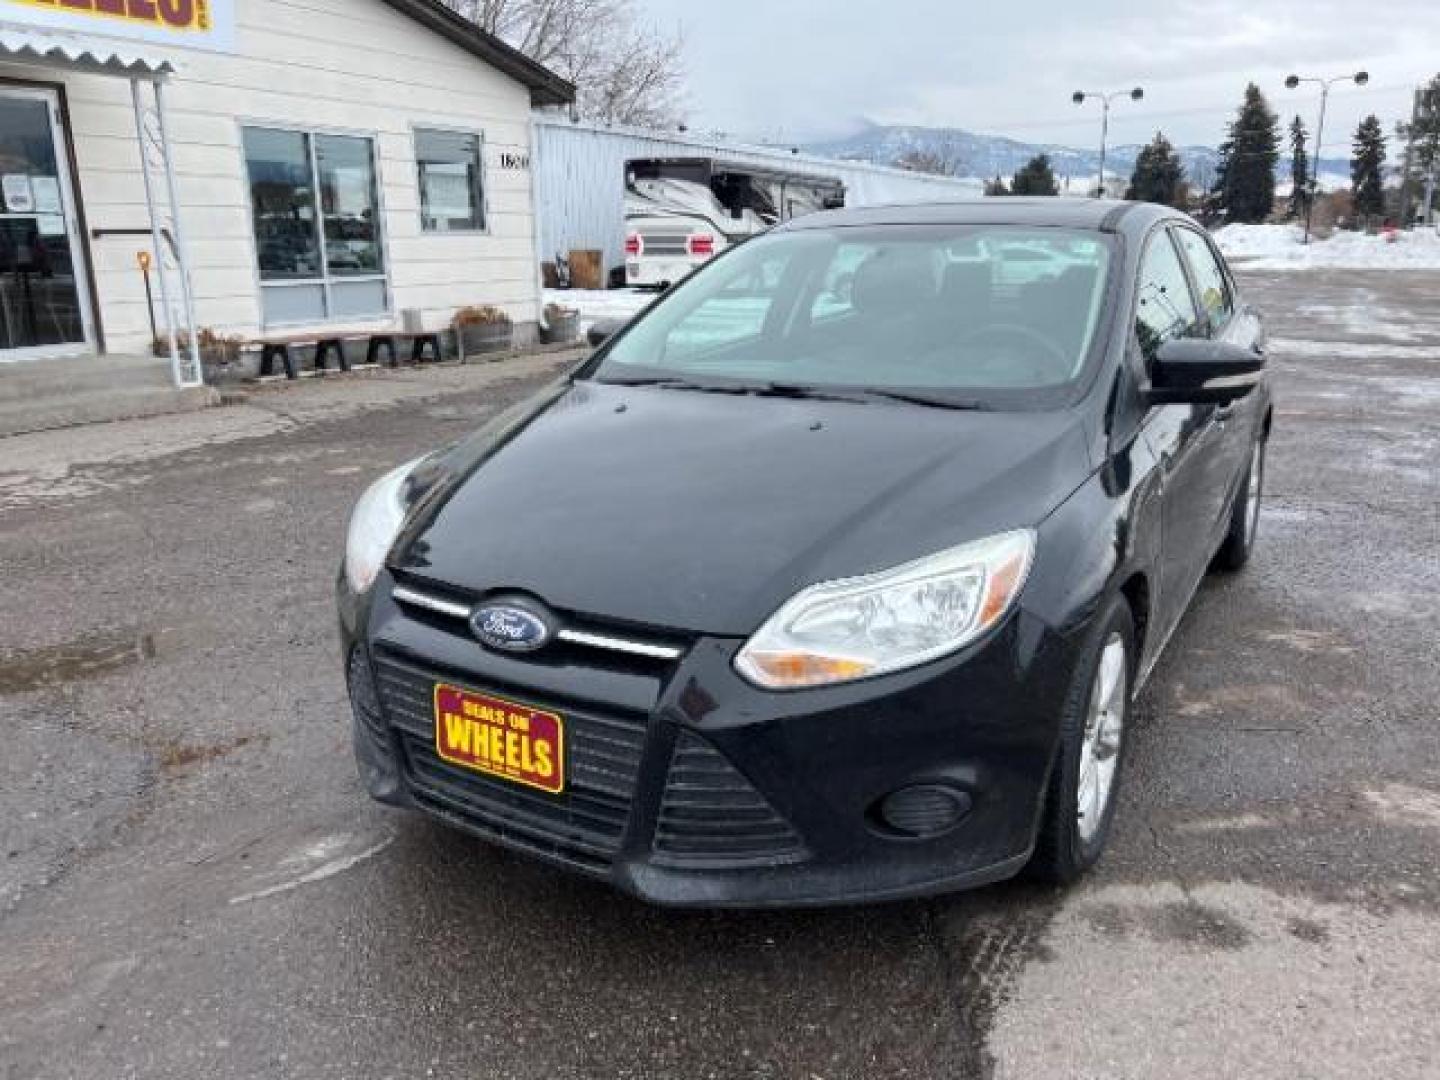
left=1148, top=338, right=1264, bottom=405
left=587, top=318, right=626, bottom=347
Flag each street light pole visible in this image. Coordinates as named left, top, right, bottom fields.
left=1073, top=87, right=1144, bottom=197
left=1285, top=71, right=1370, bottom=244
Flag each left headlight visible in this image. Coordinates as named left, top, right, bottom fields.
left=343, top=459, right=425, bottom=594
left=735, top=529, right=1036, bottom=691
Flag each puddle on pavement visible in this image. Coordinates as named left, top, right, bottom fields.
left=0, top=630, right=158, bottom=695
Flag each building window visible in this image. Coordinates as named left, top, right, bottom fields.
left=415, top=128, right=485, bottom=232
left=242, top=126, right=387, bottom=325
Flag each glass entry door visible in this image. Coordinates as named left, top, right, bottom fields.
left=0, top=87, right=93, bottom=359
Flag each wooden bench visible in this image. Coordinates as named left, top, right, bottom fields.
left=254, top=328, right=446, bottom=379
left=365, top=330, right=445, bottom=368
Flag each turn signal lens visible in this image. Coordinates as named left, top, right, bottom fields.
left=735, top=652, right=875, bottom=688
left=735, top=530, right=1036, bottom=691
left=979, top=546, right=1028, bottom=627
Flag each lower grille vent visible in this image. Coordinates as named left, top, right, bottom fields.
left=653, top=733, right=806, bottom=868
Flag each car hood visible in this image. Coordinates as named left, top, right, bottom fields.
left=394, top=381, right=1094, bottom=636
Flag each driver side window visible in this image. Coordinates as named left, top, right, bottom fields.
left=1134, top=231, right=1200, bottom=363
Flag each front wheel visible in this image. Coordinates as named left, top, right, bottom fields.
left=1213, top=438, right=1265, bottom=572
left=1026, top=594, right=1135, bottom=884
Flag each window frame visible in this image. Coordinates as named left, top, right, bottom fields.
left=412, top=123, right=489, bottom=236
left=1170, top=224, right=1234, bottom=335
left=238, top=119, right=392, bottom=329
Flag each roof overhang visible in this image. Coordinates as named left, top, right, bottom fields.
left=0, top=22, right=173, bottom=79
left=382, top=0, right=574, bottom=108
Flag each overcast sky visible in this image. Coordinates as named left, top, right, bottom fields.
left=639, top=0, right=1438, bottom=157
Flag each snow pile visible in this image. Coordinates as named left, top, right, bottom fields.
left=1215, top=223, right=1440, bottom=269
left=545, top=289, right=654, bottom=334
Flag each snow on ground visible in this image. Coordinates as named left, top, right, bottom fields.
left=545, top=289, right=653, bottom=334
left=1215, top=223, right=1440, bottom=269
left=1269, top=338, right=1440, bottom=361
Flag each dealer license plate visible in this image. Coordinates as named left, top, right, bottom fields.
left=433, top=684, right=565, bottom=795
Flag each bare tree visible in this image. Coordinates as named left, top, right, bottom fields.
left=442, top=0, right=685, bottom=128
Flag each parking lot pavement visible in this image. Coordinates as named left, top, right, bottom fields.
left=1, top=269, right=1437, bottom=1080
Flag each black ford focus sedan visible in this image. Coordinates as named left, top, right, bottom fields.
left=338, top=199, right=1270, bottom=907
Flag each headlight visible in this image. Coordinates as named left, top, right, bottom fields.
left=735, top=530, right=1036, bottom=690
left=343, top=459, right=424, bottom=594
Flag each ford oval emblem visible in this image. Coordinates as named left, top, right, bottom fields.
left=471, top=603, right=552, bottom=653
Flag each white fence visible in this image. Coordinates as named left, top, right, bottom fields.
left=534, top=117, right=981, bottom=273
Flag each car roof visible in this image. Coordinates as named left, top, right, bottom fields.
left=781, top=197, right=1184, bottom=237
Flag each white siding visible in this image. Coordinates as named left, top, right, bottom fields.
left=0, top=0, right=542, bottom=354
left=535, top=118, right=984, bottom=273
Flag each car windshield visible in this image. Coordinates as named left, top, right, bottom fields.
left=591, top=224, right=1115, bottom=407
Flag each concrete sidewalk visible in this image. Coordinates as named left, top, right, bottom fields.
left=0, top=354, right=218, bottom=439
left=0, top=347, right=585, bottom=440
left=0, top=349, right=582, bottom=513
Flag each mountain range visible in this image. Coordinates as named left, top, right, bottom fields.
left=801, top=123, right=1350, bottom=189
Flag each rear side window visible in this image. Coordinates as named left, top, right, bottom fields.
left=1135, top=232, right=1200, bottom=361
left=1173, top=227, right=1232, bottom=330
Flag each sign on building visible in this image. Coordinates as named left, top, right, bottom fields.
left=1, top=0, right=236, bottom=52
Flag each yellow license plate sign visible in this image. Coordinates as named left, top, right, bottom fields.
left=434, top=684, right=564, bottom=794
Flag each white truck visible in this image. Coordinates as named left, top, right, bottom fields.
left=623, top=158, right=845, bottom=288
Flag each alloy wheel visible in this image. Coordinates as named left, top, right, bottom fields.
left=1077, top=633, right=1127, bottom=843
left=1243, top=442, right=1264, bottom=545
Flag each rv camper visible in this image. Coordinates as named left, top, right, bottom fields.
left=623, top=158, right=845, bottom=288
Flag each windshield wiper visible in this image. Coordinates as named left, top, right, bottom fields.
left=596, top=375, right=746, bottom=393
left=748, top=382, right=874, bottom=404
left=856, top=389, right=994, bottom=411
left=597, top=376, right=992, bottom=411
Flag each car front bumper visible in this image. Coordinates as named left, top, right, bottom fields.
left=340, top=573, right=1081, bottom=908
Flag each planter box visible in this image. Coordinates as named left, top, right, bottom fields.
left=201, top=347, right=261, bottom=386
left=458, top=321, right=513, bottom=359
left=539, top=312, right=580, bottom=345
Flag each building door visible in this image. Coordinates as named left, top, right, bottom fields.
left=0, top=86, right=94, bottom=360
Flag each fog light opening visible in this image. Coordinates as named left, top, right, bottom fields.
left=873, top=784, right=972, bottom=839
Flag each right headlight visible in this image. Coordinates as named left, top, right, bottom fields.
left=734, top=530, right=1036, bottom=691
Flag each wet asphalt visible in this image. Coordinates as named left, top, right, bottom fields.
left=1, top=269, right=1437, bottom=1079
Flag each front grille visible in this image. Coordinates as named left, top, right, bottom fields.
left=387, top=575, right=689, bottom=677
left=639, top=232, right=691, bottom=256
left=371, top=649, right=647, bottom=874
left=653, top=733, right=807, bottom=868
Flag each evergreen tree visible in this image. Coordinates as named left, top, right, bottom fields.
left=1011, top=154, right=1059, bottom=196
left=1216, top=83, right=1281, bottom=223
left=984, top=174, right=1011, bottom=196
left=1288, top=115, right=1311, bottom=219
left=1126, top=131, right=1186, bottom=206
left=1396, top=74, right=1440, bottom=220
left=1351, top=114, right=1388, bottom=219
left=1210, top=138, right=1232, bottom=201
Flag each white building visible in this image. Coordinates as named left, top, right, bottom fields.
left=0, top=0, right=570, bottom=390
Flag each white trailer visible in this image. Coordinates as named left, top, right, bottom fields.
left=534, top=116, right=981, bottom=285
left=622, top=158, right=845, bottom=287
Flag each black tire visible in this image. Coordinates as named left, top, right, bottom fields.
left=1213, top=437, right=1265, bottom=572
left=1026, top=594, right=1136, bottom=885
